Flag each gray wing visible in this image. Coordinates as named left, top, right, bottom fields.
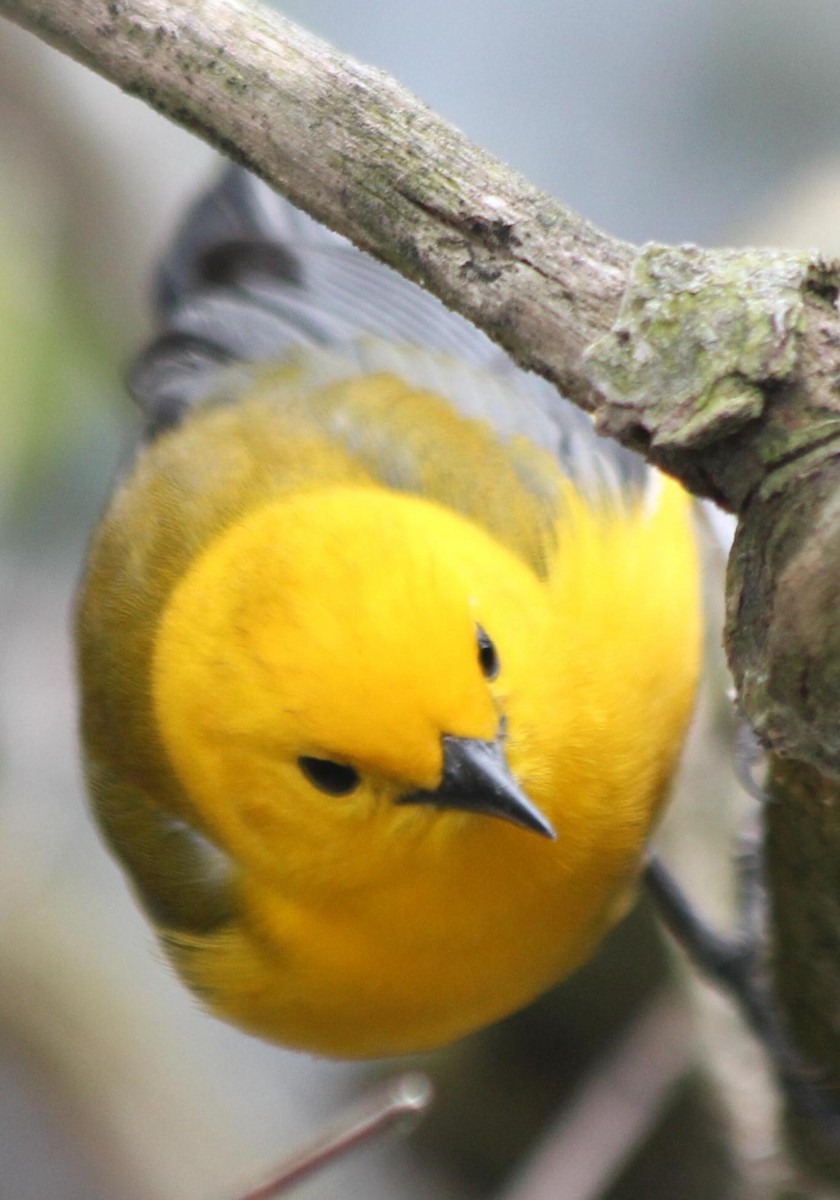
left=131, top=164, right=646, bottom=496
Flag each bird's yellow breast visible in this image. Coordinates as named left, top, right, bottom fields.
left=78, top=361, right=701, bottom=1059
left=146, top=459, right=699, bottom=1056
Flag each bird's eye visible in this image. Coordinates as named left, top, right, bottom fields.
left=298, top=756, right=360, bottom=796
left=476, top=625, right=500, bottom=680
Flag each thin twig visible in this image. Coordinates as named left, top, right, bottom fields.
left=235, top=1073, right=433, bottom=1199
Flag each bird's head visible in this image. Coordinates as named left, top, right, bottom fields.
left=152, top=483, right=555, bottom=888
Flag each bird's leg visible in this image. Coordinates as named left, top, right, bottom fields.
left=645, top=727, right=840, bottom=1145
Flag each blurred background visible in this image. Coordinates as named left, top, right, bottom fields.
left=1, top=2, right=840, bottom=1197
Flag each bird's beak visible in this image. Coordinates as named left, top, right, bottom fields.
left=397, top=734, right=556, bottom=839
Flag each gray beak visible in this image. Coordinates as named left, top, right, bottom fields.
left=397, top=734, right=556, bottom=839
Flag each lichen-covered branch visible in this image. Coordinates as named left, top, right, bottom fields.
left=6, top=0, right=840, bottom=1187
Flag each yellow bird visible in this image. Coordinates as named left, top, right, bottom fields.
left=76, top=167, right=701, bottom=1059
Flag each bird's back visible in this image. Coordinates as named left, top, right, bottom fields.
left=131, top=166, right=647, bottom=493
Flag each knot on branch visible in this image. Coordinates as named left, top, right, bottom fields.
left=584, top=243, right=840, bottom=510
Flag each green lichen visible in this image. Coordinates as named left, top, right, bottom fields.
left=585, top=242, right=816, bottom=450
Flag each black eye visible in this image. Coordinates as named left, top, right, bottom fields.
left=298, top=756, right=360, bottom=796
left=476, top=625, right=500, bottom=680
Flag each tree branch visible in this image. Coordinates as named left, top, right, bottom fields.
left=6, top=0, right=840, bottom=1186
left=0, top=0, right=637, bottom=417
left=3, top=0, right=839, bottom=506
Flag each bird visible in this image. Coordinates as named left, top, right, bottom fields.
left=75, top=165, right=701, bottom=1059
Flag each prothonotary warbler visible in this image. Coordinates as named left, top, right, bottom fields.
left=76, top=166, right=701, bottom=1059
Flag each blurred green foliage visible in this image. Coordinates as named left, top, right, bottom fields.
left=0, top=159, right=126, bottom=547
